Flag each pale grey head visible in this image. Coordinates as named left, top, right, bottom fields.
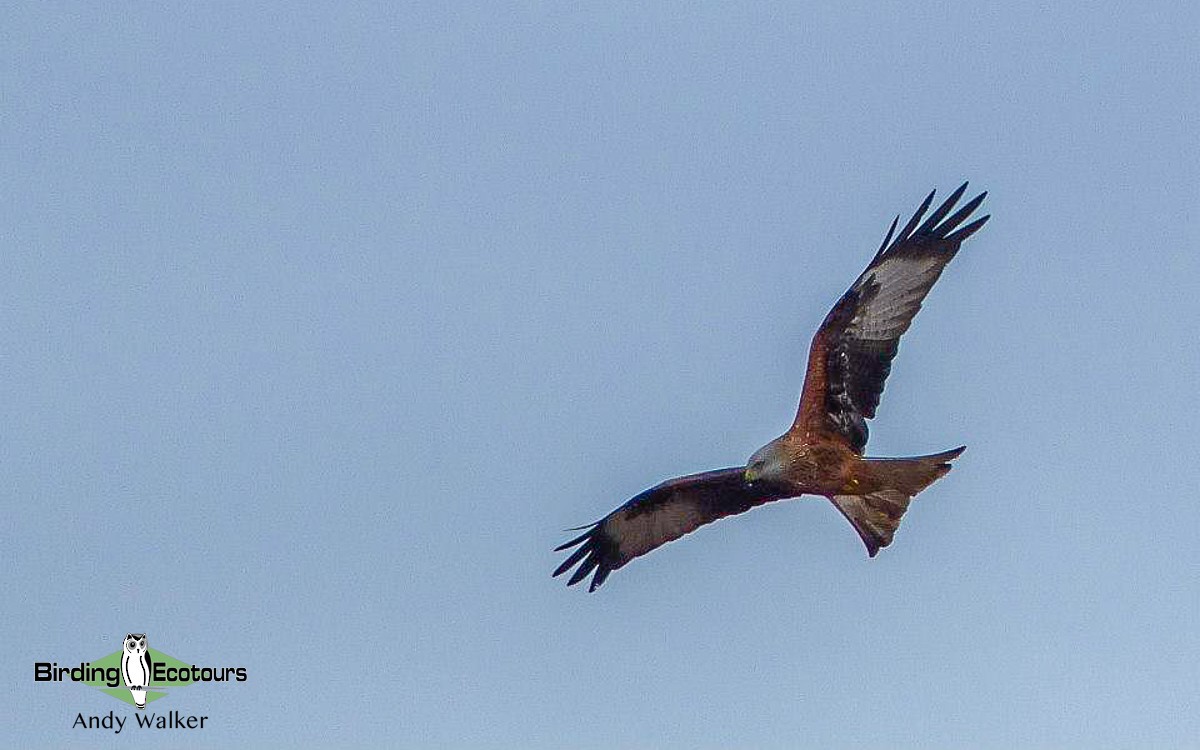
left=744, top=437, right=789, bottom=485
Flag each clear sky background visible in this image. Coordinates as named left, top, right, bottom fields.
left=2, top=3, right=1197, bottom=748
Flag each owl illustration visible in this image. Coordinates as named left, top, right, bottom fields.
left=120, top=633, right=152, bottom=709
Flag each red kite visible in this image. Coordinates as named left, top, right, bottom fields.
left=555, top=183, right=988, bottom=591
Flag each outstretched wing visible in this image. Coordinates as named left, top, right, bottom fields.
left=553, top=469, right=791, bottom=592
left=793, top=183, right=988, bottom=454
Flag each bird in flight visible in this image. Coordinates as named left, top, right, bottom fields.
left=554, top=183, right=988, bottom=592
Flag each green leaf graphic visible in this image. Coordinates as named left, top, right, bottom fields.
left=83, top=648, right=198, bottom=705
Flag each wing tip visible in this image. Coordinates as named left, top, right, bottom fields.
left=553, top=524, right=597, bottom=552
left=873, top=214, right=901, bottom=259
left=916, top=182, right=970, bottom=236
left=945, top=214, right=990, bottom=244
left=553, top=523, right=616, bottom=591
left=588, top=566, right=612, bottom=592
left=894, top=188, right=938, bottom=245
left=880, top=182, right=989, bottom=255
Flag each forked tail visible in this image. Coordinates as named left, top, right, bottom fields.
left=831, top=446, right=964, bottom=556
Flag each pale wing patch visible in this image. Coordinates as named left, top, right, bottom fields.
left=606, top=500, right=703, bottom=560
left=849, top=253, right=948, bottom=342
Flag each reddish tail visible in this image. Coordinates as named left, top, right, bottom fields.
left=831, top=446, right=964, bottom=556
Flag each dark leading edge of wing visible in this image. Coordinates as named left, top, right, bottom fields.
left=796, top=182, right=989, bottom=454
left=553, top=469, right=791, bottom=592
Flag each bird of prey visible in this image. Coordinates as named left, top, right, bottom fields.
left=554, top=183, right=988, bottom=592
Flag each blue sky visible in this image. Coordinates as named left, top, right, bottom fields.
left=2, top=2, right=1197, bottom=748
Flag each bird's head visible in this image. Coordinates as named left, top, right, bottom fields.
left=745, top=439, right=787, bottom=485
